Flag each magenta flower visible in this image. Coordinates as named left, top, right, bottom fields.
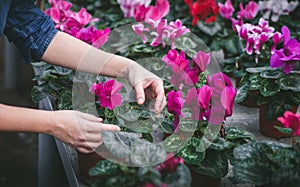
left=198, top=85, right=212, bottom=110
left=162, top=50, right=193, bottom=87
left=73, top=8, right=99, bottom=27
left=272, top=31, right=283, bottom=52
left=185, top=87, right=200, bottom=120
left=237, top=1, right=259, bottom=20
left=277, top=111, right=300, bottom=136
left=90, top=80, right=123, bottom=110
left=167, top=91, right=185, bottom=133
left=218, top=0, right=235, bottom=19
left=134, top=0, right=170, bottom=22
left=209, top=72, right=233, bottom=96
left=231, top=18, right=244, bottom=32
left=155, top=153, right=184, bottom=173
left=220, top=86, right=236, bottom=117
left=74, top=26, right=110, bottom=48
left=162, top=50, right=190, bottom=73
left=117, top=0, right=151, bottom=18
left=192, top=51, right=211, bottom=73
left=270, top=26, right=300, bottom=74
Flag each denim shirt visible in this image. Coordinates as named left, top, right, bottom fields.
left=0, top=0, right=58, bottom=64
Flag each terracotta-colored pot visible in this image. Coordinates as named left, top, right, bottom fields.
left=188, top=166, right=221, bottom=187
left=239, top=90, right=259, bottom=108
left=77, top=151, right=105, bottom=181
left=259, top=104, right=298, bottom=138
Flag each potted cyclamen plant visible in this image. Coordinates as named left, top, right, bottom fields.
left=236, top=25, right=300, bottom=138
left=230, top=111, right=300, bottom=187
left=32, top=0, right=256, bottom=186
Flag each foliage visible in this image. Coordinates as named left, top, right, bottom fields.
left=230, top=141, right=300, bottom=187
left=236, top=67, right=300, bottom=120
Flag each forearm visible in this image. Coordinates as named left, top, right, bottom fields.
left=41, top=31, right=133, bottom=78
left=0, top=103, right=52, bottom=134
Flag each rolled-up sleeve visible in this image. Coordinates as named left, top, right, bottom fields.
left=4, top=0, right=58, bottom=64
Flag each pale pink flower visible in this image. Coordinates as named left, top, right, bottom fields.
left=238, top=1, right=259, bottom=20
left=117, top=0, right=151, bottom=18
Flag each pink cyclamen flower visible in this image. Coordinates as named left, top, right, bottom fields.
left=185, top=87, right=200, bottom=120
left=272, top=31, right=283, bottom=52
left=238, top=1, right=259, bottom=20
left=132, top=23, right=149, bottom=44
left=192, top=51, right=211, bottom=73
left=90, top=80, right=123, bottom=110
left=167, top=91, right=185, bottom=133
left=270, top=26, right=300, bottom=74
left=220, top=86, right=236, bottom=117
left=231, top=18, right=244, bottom=32
left=74, top=26, right=110, bottom=48
left=277, top=111, right=300, bottom=136
left=168, top=19, right=190, bottom=49
left=218, top=0, right=235, bottom=19
left=198, top=85, right=212, bottom=111
left=73, top=8, right=99, bottom=27
left=155, top=153, right=184, bottom=173
left=134, top=0, right=170, bottom=22
left=117, top=0, right=151, bottom=18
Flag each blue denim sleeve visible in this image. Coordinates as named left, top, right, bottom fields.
left=4, top=0, right=58, bottom=64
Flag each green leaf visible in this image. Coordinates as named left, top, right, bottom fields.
left=246, top=67, right=273, bottom=74
left=31, top=61, right=47, bottom=67
left=130, top=139, right=167, bottom=167
left=290, top=92, right=300, bottom=105
left=260, top=69, right=284, bottom=79
left=166, top=164, right=192, bottom=187
left=248, top=74, right=262, bottom=90
left=225, top=126, right=255, bottom=142
left=231, top=141, right=300, bottom=186
left=222, top=64, right=235, bottom=74
left=159, top=118, right=174, bottom=134
left=31, top=84, right=50, bottom=103
left=192, top=150, right=229, bottom=179
left=179, top=137, right=205, bottom=165
left=267, top=102, right=292, bottom=120
left=259, top=79, right=280, bottom=97
left=163, top=134, right=184, bottom=152
left=57, top=89, right=72, bottom=110
left=235, top=85, right=248, bottom=103
left=89, top=160, right=118, bottom=176
left=279, top=74, right=300, bottom=92
left=179, top=120, right=198, bottom=132
left=53, top=66, right=73, bottom=75
left=102, top=131, right=140, bottom=158
left=274, top=126, right=292, bottom=135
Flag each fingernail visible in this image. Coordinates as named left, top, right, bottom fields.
left=137, top=97, right=143, bottom=104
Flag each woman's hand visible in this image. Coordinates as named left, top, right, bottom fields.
left=125, top=62, right=167, bottom=113
left=49, top=110, right=120, bottom=154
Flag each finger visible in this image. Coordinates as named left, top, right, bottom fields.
left=76, top=147, right=93, bottom=154
left=134, top=82, right=146, bottom=105
left=155, top=92, right=166, bottom=113
left=101, top=124, right=121, bottom=131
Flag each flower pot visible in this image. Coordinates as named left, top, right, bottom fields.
left=240, top=90, right=259, bottom=108
left=190, top=171, right=221, bottom=187
left=188, top=166, right=221, bottom=187
left=77, top=151, right=105, bottom=181
left=259, top=104, right=298, bottom=138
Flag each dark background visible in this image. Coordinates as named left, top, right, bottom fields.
left=0, top=36, right=38, bottom=187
